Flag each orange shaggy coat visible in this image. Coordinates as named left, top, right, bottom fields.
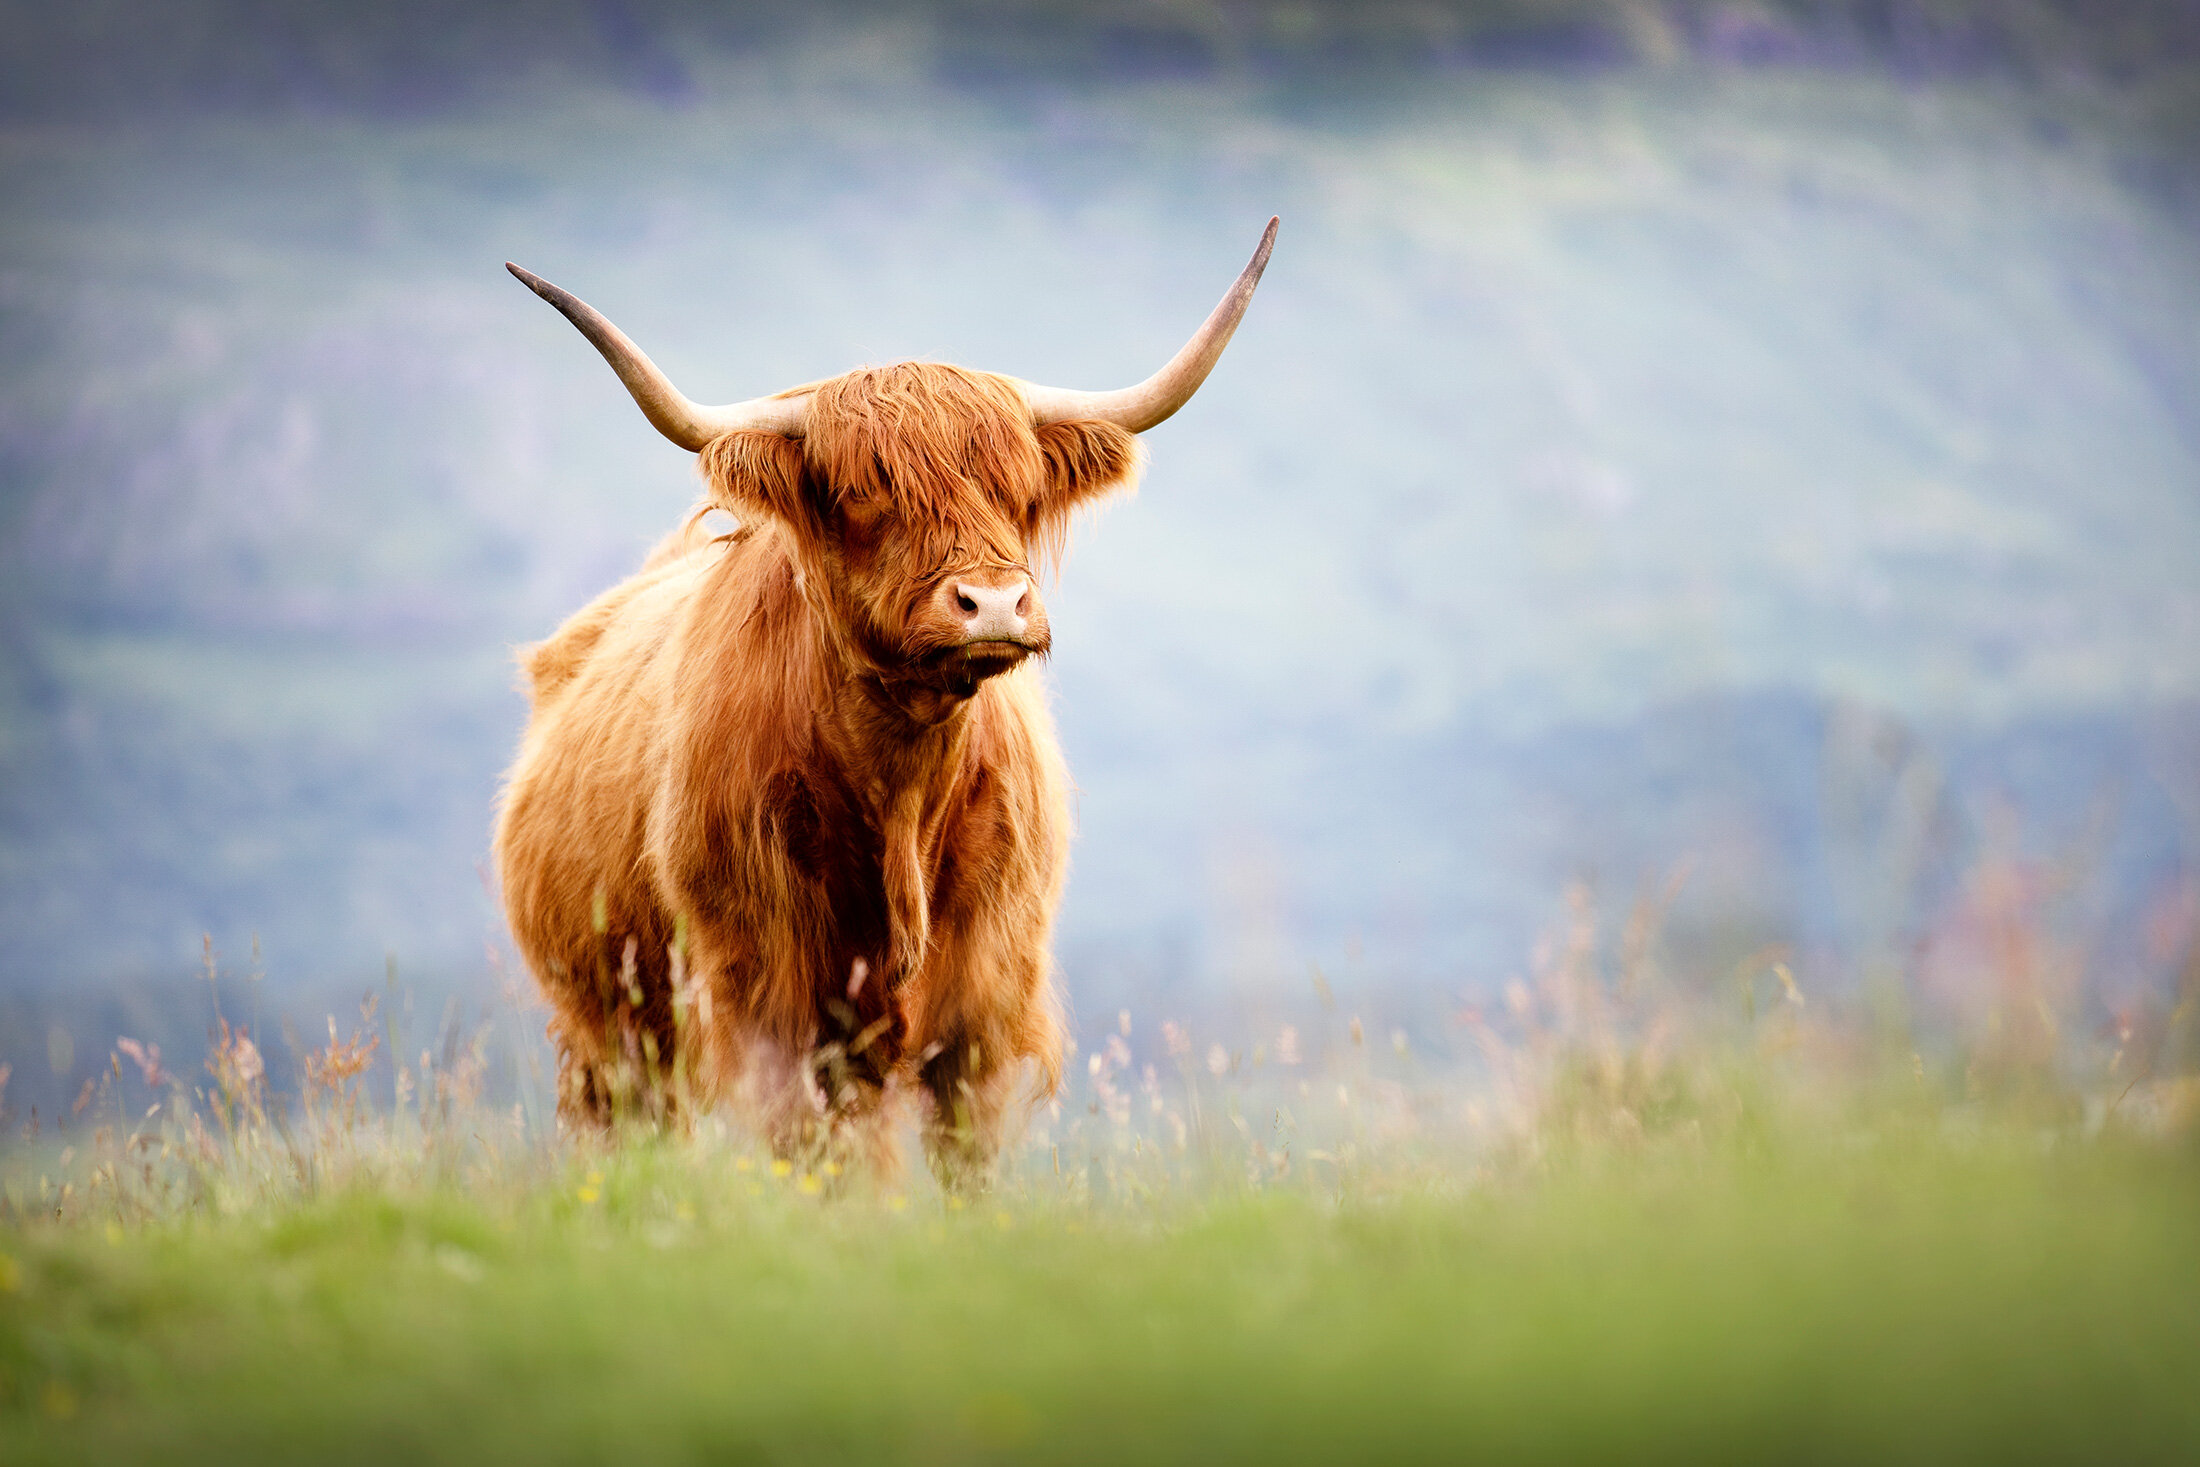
left=495, top=363, right=1139, bottom=1179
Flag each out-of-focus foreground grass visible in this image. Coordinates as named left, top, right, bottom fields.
left=4, top=925, right=2198, bottom=1464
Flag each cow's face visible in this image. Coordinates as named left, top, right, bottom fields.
left=702, top=363, right=1140, bottom=704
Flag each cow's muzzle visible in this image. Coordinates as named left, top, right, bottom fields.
left=951, top=578, right=1032, bottom=641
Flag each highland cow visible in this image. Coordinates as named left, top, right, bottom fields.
left=495, top=219, right=1275, bottom=1183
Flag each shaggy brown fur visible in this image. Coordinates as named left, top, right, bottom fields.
left=495, top=362, right=1140, bottom=1183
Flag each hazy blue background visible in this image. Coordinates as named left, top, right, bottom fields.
left=5, top=1, right=2199, bottom=1103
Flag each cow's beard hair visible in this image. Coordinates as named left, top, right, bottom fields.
left=871, top=641, right=1038, bottom=723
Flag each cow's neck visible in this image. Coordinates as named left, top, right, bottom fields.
left=819, top=670, right=984, bottom=979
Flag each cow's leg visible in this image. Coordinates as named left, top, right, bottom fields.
left=905, top=913, right=1063, bottom=1190
left=554, top=1016, right=683, bottom=1130
left=542, top=954, right=624, bottom=1131
left=736, top=1038, right=824, bottom=1159
left=915, top=1033, right=1018, bottom=1190
left=735, top=1016, right=905, bottom=1182
left=808, top=986, right=907, bottom=1181
left=729, top=1036, right=895, bottom=1181
left=550, top=1017, right=613, bottom=1131
left=544, top=932, right=686, bottom=1131
left=696, top=952, right=902, bottom=1179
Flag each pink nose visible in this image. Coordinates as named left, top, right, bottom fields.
left=953, top=579, right=1030, bottom=640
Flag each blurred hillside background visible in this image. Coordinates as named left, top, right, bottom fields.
left=3, top=0, right=2198, bottom=1109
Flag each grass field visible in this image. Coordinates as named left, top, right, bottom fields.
left=5, top=967, right=2197, bottom=1465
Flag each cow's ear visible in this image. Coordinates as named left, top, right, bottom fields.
left=1027, top=419, right=1142, bottom=570
left=1033, top=419, right=1142, bottom=519
left=699, top=431, right=814, bottom=535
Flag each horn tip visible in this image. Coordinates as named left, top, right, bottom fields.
left=1242, top=217, right=1279, bottom=289
left=506, top=261, right=553, bottom=297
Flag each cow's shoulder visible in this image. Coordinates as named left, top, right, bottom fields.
left=518, top=560, right=701, bottom=713
left=518, top=511, right=775, bottom=709
left=519, top=590, right=626, bottom=708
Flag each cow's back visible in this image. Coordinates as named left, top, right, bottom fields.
left=495, top=534, right=725, bottom=1008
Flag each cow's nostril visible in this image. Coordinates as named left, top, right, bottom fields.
left=953, top=579, right=1030, bottom=635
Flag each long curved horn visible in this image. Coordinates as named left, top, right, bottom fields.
left=506, top=263, right=808, bottom=447
left=1020, top=217, right=1277, bottom=433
